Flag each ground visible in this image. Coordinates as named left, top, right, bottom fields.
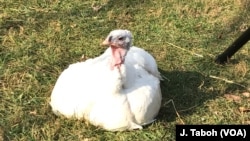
left=0, top=0, right=250, bottom=140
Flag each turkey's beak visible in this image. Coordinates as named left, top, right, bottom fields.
left=101, top=39, right=110, bottom=46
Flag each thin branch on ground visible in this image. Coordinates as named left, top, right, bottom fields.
left=164, top=99, right=185, bottom=125
left=209, top=75, right=246, bottom=88
left=165, top=42, right=204, bottom=58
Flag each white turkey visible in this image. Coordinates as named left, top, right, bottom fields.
left=50, top=29, right=162, bottom=131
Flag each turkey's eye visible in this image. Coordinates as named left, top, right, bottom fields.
left=118, top=37, right=124, bottom=41
left=108, top=36, right=113, bottom=42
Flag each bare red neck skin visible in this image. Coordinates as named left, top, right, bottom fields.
left=110, top=45, right=127, bottom=70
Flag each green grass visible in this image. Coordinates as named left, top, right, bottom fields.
left=1, top=0, right=250, bottom=140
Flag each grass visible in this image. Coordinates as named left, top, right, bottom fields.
left=0, top=0, right=250, bottom=140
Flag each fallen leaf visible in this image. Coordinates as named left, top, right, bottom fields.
left=242, top=92, right=250, bottom=97
left=29, top=110, right=37, bottom=115
left=245, top=121, right=250, bottom=124
left=80, top=54, right=89, bottom=62
left=70, top=23, right=77, bottom=28
left=239, top=107, right=250, bottom=113
left=91, top=3, right=102, bottom=12
left=224, top=94, right=241, bottom=102
left=82, top=138, right=92, bottom=141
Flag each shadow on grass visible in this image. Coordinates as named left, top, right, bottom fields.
left=157, top=68, right=247, bottom=123
left=157, top=69, right=214, bottom=122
